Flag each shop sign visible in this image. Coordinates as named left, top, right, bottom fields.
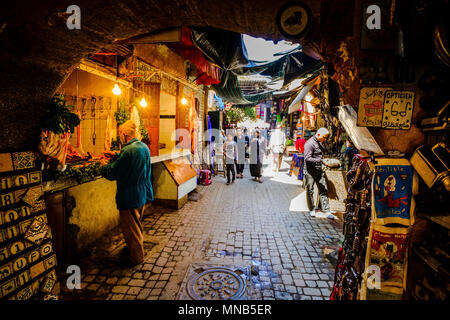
left=357, top=87, right=392, bottom=127
left=276, top=1, right=312, bottom=39
left=382, top=90, right=415, bottom=130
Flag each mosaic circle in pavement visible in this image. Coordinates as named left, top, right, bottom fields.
left=186, top=267, right=246, bottom=300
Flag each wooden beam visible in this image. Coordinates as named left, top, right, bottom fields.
left=125, top=28, right=182, bottom=44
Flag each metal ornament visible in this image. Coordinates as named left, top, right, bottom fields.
left=186, top=267, right=246, bottom=300
left=276, top=1, right=312, bottom=39
left=177, top=264, right=255, bottom=300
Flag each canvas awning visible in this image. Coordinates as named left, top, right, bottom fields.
left=338, top=105, right=384, bottom=155
left=212, top=71, right=272, bottom=105
left=191, top=27, right=323, bottom=104
left=287, top=83, right=313, bottom=114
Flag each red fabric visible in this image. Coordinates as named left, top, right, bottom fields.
left=295, top=138, right=306, bottom=153
left=167, top=27, right=221, bottom=86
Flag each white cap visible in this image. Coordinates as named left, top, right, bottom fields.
left=316, top=127, right=330, bottom=137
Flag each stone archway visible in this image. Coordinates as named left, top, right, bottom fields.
left=0, top=0, right=424, bottom=153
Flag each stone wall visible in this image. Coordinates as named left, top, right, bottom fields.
left=0, top=0, right=427, bottom=155
left=66, top=178, right=119, bottom=256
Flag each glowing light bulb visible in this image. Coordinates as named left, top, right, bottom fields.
left=181, top=97, right=188, bottom=105
left=112, top=84, right=121, bottom=95
left=139, top=97, right=147, bottom=107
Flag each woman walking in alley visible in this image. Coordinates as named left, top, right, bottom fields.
left=234, top=128, right=247, bottom=179
left=223, top=133, right=237, bottom=185
left=249, top=129, right=266, bottom=183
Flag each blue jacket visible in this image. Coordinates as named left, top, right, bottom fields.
left=101, top=138, right=153, bottom=210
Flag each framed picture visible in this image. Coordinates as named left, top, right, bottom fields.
left=276, top=1, right=312, bottom=39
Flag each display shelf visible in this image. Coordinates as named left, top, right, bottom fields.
left=418, top=212, right=450, bottom=230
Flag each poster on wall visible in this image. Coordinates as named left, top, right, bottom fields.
left=372, top=158, right=417, bottom=226
left=381, top=90, right=415, bottom=130
left=361, top=225, right=409, bottom=300
left=357, top=87, right=392, bottom=127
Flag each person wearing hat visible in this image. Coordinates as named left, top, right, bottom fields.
left=101, top=120, right=153, bottom=265
left=303, top=127, right=336, bottom=220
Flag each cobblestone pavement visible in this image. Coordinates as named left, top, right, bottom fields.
left=61, top=156, right=343, bottom=300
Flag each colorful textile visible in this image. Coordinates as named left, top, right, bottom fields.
left=38, top=131, right=70, bottom=168
left=372, top=158, right=417, bottom=226
left=167, top=27, right=221, bottom=86
left=289, top=154, right=304, bottom=180
left=361, top=225, right=409, bottom=300
left=295, top=138, right=306, bottom=153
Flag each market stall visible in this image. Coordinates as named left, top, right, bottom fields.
left=37, top=42, right=207, bottom=266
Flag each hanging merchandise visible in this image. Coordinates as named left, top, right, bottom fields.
left=90, top=97, right=96, bottom=145
left=104, top=114, right=113, bottom=151
left=130, top=106, right=142, bottom=141
left=276, top=114, right=282, bottom=123
left=331, top=157, right=373, bottom=300
left=372, top=158, right=418, bottom=226
left=166, top=27, right=221, bottom=86
left=38, top=96, right=80, bottom=171
left=189, top=92, right=199, bottom=155
left=361, top=225, right=409, bottom=300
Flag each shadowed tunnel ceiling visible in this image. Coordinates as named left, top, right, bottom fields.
left=0, top=0, right=349, bottom=152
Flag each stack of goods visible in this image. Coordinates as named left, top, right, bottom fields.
left=66, top=144, right=116, bottom=166
left=0, top=151, right=59, bottom=300
left=331, top=157, right=418, bottom=300
left=44, top=148, right=117, bottom=184
left=361, top=158, right=416, bottom=300
left=331, top=157, right=373, bottom=299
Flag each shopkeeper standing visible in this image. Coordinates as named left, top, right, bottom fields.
left=303, top=127, right=336, bottom=220
left=101, top=120, right=153, bottom=265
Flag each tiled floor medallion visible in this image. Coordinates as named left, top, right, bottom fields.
left=177, top=264, right=255, bottom=300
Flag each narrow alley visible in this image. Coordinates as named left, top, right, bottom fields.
left=61, top=158, right=342, bottom=300
left=1, top=0, right=448, bottom=306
